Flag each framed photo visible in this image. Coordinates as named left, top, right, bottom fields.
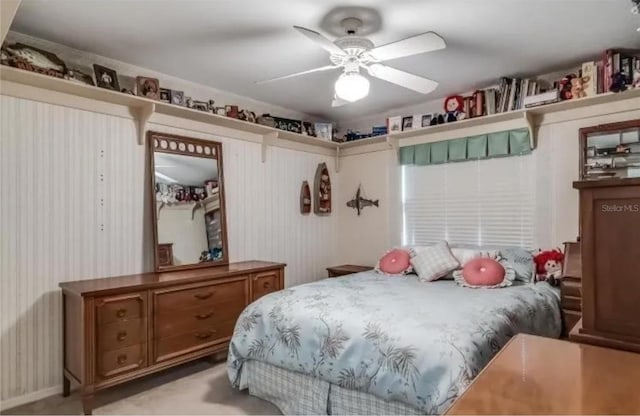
left=225, top=105, right=239, bottom=118
left=303, top=121, right=315, bottom=137
left=192, top=100, right=208, bottom=111
left=421, top=113, right=433, bottom=127
left=315, top=123, right=332, bottom=140
left=93, top=64, right=120, bottom=91
left=387, top=116, right=402, bottom=133
left=170, top=90, right=184, bottom=106
left=136, top=76, right=160, bottom=100
left=402, top=116, right=413, bottom=131
left=159, top=88, right=171, bottom=103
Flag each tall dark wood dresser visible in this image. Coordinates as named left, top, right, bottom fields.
left=570, top=178, right=640, bottom=353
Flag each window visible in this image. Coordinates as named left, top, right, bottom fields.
left=401, top=154, right=535, bottom=248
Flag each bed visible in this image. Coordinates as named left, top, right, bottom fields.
left=227, top=271, right=561, bottom=414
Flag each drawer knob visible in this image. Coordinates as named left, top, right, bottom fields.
left=117, top=354, right=127, bottom=365
left=195, top=330, right=216, bottom=339
left=117, top=331, right=127, bottom=341
left=194, top=292, right=213, bottom=300
left=116, top=308, right=127, bottom=318
left=195, top=312, right=213, bottom=320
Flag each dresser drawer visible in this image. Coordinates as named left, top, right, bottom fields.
left=252, top=270, right=280, bottom=301
left=561, top=279, right=581, bottom=298
left=154, top=300, right=245, bottom=339
left=561, top=295, right=582, bottom=312
left=154, top=279, right=246, bottom=312
left=98, top=343, right=147, bottom=379
left=98, top=318, right=147, bottom=352
left=96, top=292, right=147, bottom=325
left=154, top=320, right=236, bottom=363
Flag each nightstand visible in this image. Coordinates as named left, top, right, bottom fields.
left=326, top=264, right=373, bottom=278
left=560, top=241, right=581, bottom=337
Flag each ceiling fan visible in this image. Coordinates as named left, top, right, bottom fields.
left=257, top=18, right=446, bottom=107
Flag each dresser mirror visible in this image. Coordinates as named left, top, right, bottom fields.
left=148, top=131, right=228, bottom=271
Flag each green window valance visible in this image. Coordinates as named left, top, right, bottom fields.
left=398, top=128, right=532, bottom=166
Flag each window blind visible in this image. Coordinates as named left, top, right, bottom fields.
left=401, top=154, right=535, bottom=248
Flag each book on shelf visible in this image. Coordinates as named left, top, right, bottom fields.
left=581, top=61, right=598, bottom=97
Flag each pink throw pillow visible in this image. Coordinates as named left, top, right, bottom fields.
left=377, top=249, right=411, bottom=275
left=462, top=257, right=505, bottom=286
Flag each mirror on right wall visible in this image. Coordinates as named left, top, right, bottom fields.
left=580, top=120, right=640, bottom=180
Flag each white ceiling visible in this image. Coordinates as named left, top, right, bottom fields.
left=10, top=0, right=640, bottom=121
left=155, top=153, right=218, bottom=186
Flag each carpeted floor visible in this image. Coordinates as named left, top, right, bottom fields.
left=2, top=360, right=281, bottom=415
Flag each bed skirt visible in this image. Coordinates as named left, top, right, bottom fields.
left=240, top=360, right=423, bottom=415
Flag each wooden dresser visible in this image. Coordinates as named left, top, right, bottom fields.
left=445, top=334, right=640, bottom=414
left=560, top=241, right=582, bottom=337
left=60, top=260, right=284, bottom=414
left=571, top=178, right=640, bottom=353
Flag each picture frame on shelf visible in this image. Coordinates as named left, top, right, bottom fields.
left=315, top=123, right=332, bottom=140
left=93, top=64, right=120, bottom=91
left=421, top=114, right=433, bottom=127
left=387, top=116, right=401, bottom=133
left=402, top=116, right=413, bottom=131
left=225, top=105, right=239, bottom=118
left=170, top=89, right=184, bottom=105
left=136, top=76, right=160, bottom=100
left=159, top=88, right=171, bottom=103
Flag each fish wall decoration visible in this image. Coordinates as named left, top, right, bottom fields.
left=346, top=185, right=379, bottom=216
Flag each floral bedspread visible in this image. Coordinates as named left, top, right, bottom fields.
left=227, top=272, right=561, bottom=414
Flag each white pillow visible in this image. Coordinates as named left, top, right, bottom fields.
left=451, top=248, right=499, bottom=266
left=410, top=241, right=460, bottom=282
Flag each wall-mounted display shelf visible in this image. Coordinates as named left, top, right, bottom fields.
left=2, top=65, right=640, bottom=168
left=0, top=65, right=338, bottom=150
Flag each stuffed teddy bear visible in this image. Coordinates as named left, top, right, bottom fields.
left=533, top=248, right=565, bottom=286
left=570, top=76, right=590, bottom=99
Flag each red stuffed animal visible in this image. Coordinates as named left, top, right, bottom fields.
left=533, top=249, right=564, bottom=286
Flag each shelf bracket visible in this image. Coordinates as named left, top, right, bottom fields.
left=136, top=102, right=155, bottom=145
left=262, top=131, right=278, bottom=163
left=523, top=110, right=535, bottom=149
left=335, top=147, right=341, bottom=173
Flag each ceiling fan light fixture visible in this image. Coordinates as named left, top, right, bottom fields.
left=334, top=72, right=370, bottom=102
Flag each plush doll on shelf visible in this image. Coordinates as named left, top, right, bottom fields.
left=443, top=95, right=466, bottom=123
left=533, top=248, right=565, bottom=286
left=559, top=74, right=576, bottom=100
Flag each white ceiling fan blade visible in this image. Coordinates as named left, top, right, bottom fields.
left=331, top=95, right=349, bottom=108
left=293, top=25, right=345, bottom=56
left=367, top=64, right=438, bottom=94
left=256, top=65, right=339, bottom=84
left=369, top=32, right=445, bottom=61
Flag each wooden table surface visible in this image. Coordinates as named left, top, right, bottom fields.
left=446, top=333, right=640, bottom=415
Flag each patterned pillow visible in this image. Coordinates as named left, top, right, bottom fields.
left=453, top=255, right=516, bottom=289
left=375, top=248, right=412, bottom=276
left=451, top=248, right=499, bottom=266
left=410, top=241, right=460, bottom=282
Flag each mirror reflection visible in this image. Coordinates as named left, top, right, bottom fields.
left=153, top=147, right=224, bottom=268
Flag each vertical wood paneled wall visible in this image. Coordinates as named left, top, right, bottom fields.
left=0, top=96, right=337, bottom=405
